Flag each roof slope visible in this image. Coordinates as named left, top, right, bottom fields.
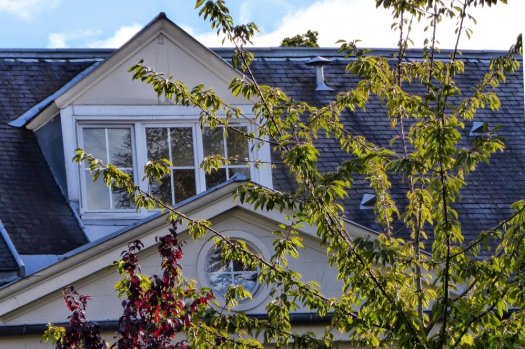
left=0, top=51, right=109, bottom=256
left=0, top=220, right=17, bottom=272
left=240, top=48, right=525, bottom=249
left=0, top=47, right=523, bottom=260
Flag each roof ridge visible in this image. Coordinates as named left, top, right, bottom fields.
left=0, top=49, right=115, bottom=59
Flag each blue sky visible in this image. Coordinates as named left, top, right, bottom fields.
left=0, top=0, right=523, bottom=50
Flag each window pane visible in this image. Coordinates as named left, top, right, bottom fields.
left=208, top=273, right=231, bottom=296
left=234, top=272, right=258, bottom=293
left=203, top=127, right=224, bottom=157
left=150, top=174, right=173, bottom=206
left=207, top=248, right=231, bottom=273
left=205, top=168, right=227, bottom=189
left=170, top=128, right=194, bottom=166
left=83, top=127, right=135, bottom=211
left=227, top=127, right=249, bottom=163
left=206, top=242, right=260, bottom=297
left=112, top=171, right=134, bottom=209
left=83, top=128, right=106, bottom=162
left=108, top=128, right=133, bottom=167
left=173, top=169, right=196, bottom=202
left=146, top=128, right=169, bottom=161
left=85, top=174, right=110, bottom=210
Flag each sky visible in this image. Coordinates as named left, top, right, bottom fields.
left=0, top=0, right=523, bottom=50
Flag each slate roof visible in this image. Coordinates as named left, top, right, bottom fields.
left=237, top=48, right=525, bottom=251
left=0, top=220, right=18, bottom=272
left=0, top=50, right=113, bottom=270
left=0, top=47, right=523, bottom=273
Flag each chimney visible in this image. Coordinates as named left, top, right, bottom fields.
left=306, top=56, right=334, bottom=91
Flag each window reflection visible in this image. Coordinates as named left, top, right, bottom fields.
left=146, top=127, right=196, bottom=205
left=203, top=126, right=249, bottom=189
left=82, top=124, right=252, bottom=211
left=206, top=242, right=259, bottom=297
left=83, top=128, right=134, bottom=210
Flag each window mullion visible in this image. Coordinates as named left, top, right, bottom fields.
left=135, top=123, right=148, bottom=211
left=222, top=127, right=229, bottom=179
left=247, top=124, right=254, bottom=180
left=105, top=128, right=113, bottom=209
left=194, top=126, right=206, bottom=193
left=167, top=128, right=176, bottom=205
left=230, top=261, right=235, bottom=286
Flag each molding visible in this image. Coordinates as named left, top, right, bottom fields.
left=72, top=104, right=253, bottom=117
left=25, top=103, right=59, bottom=132
left=0, top=313, right=333, bottom=336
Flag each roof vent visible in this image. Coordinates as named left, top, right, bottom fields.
left=360, top=193, right=376, bottom=210
left=469, top=121, right=489, bottom=137
left=306, top=56, right=334, bottom=91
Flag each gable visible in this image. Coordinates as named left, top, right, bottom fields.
left=0, top=181, right=374, bottom=326
left=56, top=15, right=247, bottom=108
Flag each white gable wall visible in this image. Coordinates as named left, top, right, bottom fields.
left=73, top=33, right=246, bottom=106
left=2, top=208, right=340, bottom=325
left=0, top=206, right=349, bottom=348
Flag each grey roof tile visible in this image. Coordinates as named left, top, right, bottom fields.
left=0, top=47, right=522, bottom=263
left=241, top=48, right=524, bottom=255
left=0, top=54, right=95, bottom=259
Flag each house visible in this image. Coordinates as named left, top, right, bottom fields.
left=0, top=13, right=523, bottom=347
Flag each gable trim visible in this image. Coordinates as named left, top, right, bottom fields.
left=8, top=13, right=246, bottom=131
left=0, top=220, right=25, bottom=277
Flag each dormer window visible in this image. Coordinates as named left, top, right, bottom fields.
left=78, top=117, right=260, bottom=215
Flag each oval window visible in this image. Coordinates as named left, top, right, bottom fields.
left=206, top=242, right=260, bottom=297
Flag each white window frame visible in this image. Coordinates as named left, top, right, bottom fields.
left=142, top=122, right=202, bottom=205
left=196, top=231, right=271, bottom=312
left=77, top=124, right=137, bottom=213
left=63, top=105, right=273, bottom=219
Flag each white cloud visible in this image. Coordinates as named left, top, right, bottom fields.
left=252, top=0, right=394, bottom=47
left=47, top=33, right=67, bottom=48
left=0, top=0, right=59, bottom=20
left=47, top=29, right=99, bottom=49
left=188, top=0, right=523, bottom=50
left=88, top=24, right=143, bottom=48
left=260, top=0, right=523, bottom=50
left=179, top=24, right=230, bottom=47
left=47, top=24, right=142, bottom=49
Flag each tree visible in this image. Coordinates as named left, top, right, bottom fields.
left=280, top=30, right=319, bottom=47
left=46, top=0, right=524, bottom=348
